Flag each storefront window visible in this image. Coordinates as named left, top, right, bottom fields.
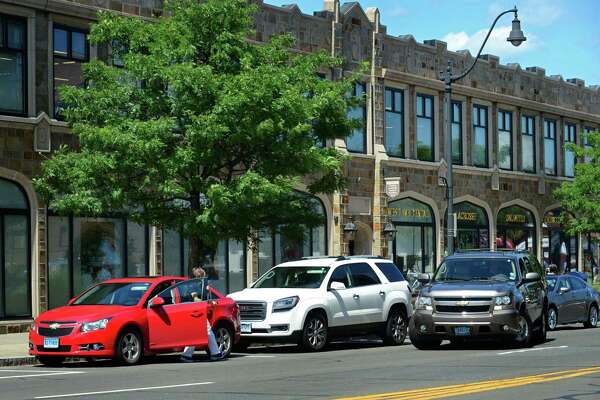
left=386, top=198, right=436, bottom=276
left=48, top=215, right=149, bottom=308
left=542, top=208, right=577, bottom=273
left=447, top=202, right=489, bottom=250
left=496, top=205, right=536, bottom=255
left=583, top=234, right=599, bottom=281
left=0, top=178, right=30, bottom=319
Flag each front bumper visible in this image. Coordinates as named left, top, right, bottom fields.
left=29, top=329, right=116, bottom=358
left=412, top=309, right=522, bottom=338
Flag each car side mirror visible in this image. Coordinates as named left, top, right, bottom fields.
left=149, top=296, right=165, bottom=307
left=417, top=273, right=431, bottom=284
left=522, top=272, right=540, bottom=283
left=559, top=286, right=570, bottom=295
left=329, top=281, right=346, bottom=291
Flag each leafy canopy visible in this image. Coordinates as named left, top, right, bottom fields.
left=554, top=130, right=600, bottom=236
left=34, top=0, right=362, bottom=254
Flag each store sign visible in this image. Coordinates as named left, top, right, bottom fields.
left=544, top=215, right=562, bottom=226
left=504, top=214, right=527, bottom=223
left=386, top=208, right=429, bottom=218
left=457, top=211, right=477, bottom=221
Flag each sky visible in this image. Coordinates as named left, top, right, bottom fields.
left=266, top=0, right=600, bottom=87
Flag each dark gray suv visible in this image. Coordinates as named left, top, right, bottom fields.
left=409, top=251, right=547, bottom=349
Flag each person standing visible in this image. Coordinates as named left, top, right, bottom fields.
left=181, top=266, right=224, bottom=362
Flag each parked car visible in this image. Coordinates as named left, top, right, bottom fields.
left=228, top=256, right=412, bottom=351
left=29, top=277, right=240, bottom=366
left=546, top=274, right=599, bottom=330
left=410, top=251, right=547, bottom=349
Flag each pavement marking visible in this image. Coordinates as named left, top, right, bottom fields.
left=33, top=381, right=215, bottom=399
left=497, top=345, right=568, bottom=355
left=0, top=371, right=85, bottom=380
left=335, top=365, right=600, bottom=400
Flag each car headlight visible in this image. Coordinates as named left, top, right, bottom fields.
left=80, top=318, right=111, bottom=333
left=272, top=296, right=299, bottom=312
left=494, top=296, right=512, bottom=306
left=416, top=296, right=433, bottom=310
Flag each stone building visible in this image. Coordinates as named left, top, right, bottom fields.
left=0, top=0, right=599, bottom=332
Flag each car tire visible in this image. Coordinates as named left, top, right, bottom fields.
left=408, top=319, right=442, bottom=350
left=233, top=341, right=250, bottom=353
left=115, top=328, right=143, bottom=365
left=299, top=312, right=328, bottom=352
left=513, top=313, right=532, bottom=348
left=214, top=323, right=234, bottom=358
left=37, top=356, right=65, bottom=367
left=382, top=307, right=408, bottom=346
left=547, top=306, right=558, bottom=331
left=533, top=308, right=547, bottom=344
left=583, top=305, right=598, bottom=329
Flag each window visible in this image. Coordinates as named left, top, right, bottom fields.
left=569, top=277, right=586, bottom=290
left=472, top=104, right=488, bottom=167
left=451, top=101, right=462, bottom=164
left=348, top=263, right=381, bottom=287
left=521, top=115, right=536, bottom=173
left=584, top=127, right=594, bottom=164
left=53, top=25, right=89, bottom=118
left=330, top=265, right=351, bottom=288
left=416, top=94, right=434, bottom=161
left=375, top=263, right=405, bottom=282
left=0, top=14, right=27, bottom=115
left=346, top=82, right=366, bottom=153
left=564, top=123, right=576, bottom=177
left=384, top=87, right=404, bottom=157
left=497, top=110, right=512, bottom=170
left=544, top=119, right=557, bottom=175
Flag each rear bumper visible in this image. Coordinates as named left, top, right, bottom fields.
left=412, top=309, right=522, bottom=338
left=239, top=331, right=302, bottom=344
left=29, top=330, right=116, bottom=358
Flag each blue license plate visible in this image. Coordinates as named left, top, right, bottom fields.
left=240, top=323, right=252, bottom=333
left=454, top=326, right=471, bottom=336
left=43, top=337, right=59, bottom=349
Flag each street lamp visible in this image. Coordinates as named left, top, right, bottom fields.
left=343, top=216, right=358, bottom=241
left=443, top=8, right=525, bottom=256
left=383, top=222, right=396, bottom=241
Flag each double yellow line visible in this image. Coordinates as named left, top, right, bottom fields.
left=336, top=366, right=600, bottom=400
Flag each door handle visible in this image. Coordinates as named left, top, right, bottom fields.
left=379, top=291, right=385, bottom=297
left=353, top=294, right=360, bottom=300
left=191, top=312, right=204, bottom=318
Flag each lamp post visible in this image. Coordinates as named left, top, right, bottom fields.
left=343, top=216, right=358, bottom=255
left=443, top=8, right=526, bottom=256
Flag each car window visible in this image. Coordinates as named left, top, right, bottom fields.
left=253, top=266, right=330, bottom=289
left=518, top=258, right=527, bottom=278
left=145, top=280, right=179, bottom=306
left=348, top=263, right=381, bottom=287
left=546, top=276, right=557, bottom=291
left=176, top=279, right=208, bottom=303
left=569, top=277, right=586, bottom=290
left=330, top=266, right=351, bottom=288
left=558, top=279, right=571, bottom=291
left=73, top=282, right=151, bottom=306
left=375, top=262, right=405, bottom=282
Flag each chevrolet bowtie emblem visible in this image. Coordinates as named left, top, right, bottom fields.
left=49, top=323, right=60, bottom=330
left=456, top=300, right=470, bottom=306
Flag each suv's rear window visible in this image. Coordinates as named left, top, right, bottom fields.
left=375, top=263, right=405, bottom=282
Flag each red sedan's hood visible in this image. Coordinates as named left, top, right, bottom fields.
left=37, top=305, right=132, bottom=324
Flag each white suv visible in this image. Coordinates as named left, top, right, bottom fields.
left=228, top=256, right=412, bottom=351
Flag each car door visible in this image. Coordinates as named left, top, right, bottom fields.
left=568, top=277, right=588, bottom=321
left=147, top=279, right=209, bottom=351
left=326, top=265, right=358, bottom=327
left=347, top=263, right=385, bottom=324
left=556, top=278, right=576, bottom=323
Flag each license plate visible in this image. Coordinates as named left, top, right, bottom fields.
left=240, top=323, right=252, bottom=333
left=43, top=337, right=59, bottom=349
left=454, top=326, right=471, bottom=336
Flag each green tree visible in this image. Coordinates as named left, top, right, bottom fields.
left=34, top=0, right=361, bottom=274
left=554, top=130, right=600, bottom=235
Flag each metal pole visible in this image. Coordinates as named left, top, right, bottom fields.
left=444, top=61, right=454, bottom=256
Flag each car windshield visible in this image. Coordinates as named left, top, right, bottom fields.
left=253, top=266, right=330, bottom=289
left=546, top=277, right=557, bottom=291
left=433, top=258, right=517, bottom=282
left=73, top=282, right=151, bottom=306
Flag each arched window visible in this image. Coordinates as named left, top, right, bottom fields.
left=0, top=178, right=30, bottom=318
left=387, top=197, right=436, bottom=275
left=446, top=202, right=490, bottom=250
left=496, top=205, right=536, bottom=255
left=543, top=208, right=577, bottom=273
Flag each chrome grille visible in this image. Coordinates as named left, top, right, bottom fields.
left=434, top=296, right=492, bottom=314
left=237, top=301, right=267, bottom=321
left=436, top=305, right=490, bottom=313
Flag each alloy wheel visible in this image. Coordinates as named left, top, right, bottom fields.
left=306, top=318, right=327, bottom=349
left=391, top=313, right=407, bottom=343
left=516, top=315, right=529, bottom=342
left=547, top=308, right=557, bottom=330
left=216, top=327, right=232, bottom=356
left=121, top=333, right=140, bottom=362
left=591, top=307, right=598, bottom=327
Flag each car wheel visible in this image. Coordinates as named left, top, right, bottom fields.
left=382, top=307, right=408, bottom=345
left=214, top=324, right=234, bottom=358
left=547, top=307, right=558, bottom=331
left=300, top=313, right=328, bottom=352
left=513, top=314, right=532, bottom=348
left=408, top=319, right=442, bottom=350
left=37, top=356, right=65, bottom=367
left=584, top=305, right=598, bottom=328
left=115, top=329, right=143, bottom=365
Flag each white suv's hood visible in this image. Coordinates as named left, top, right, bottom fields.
left=228, top=288, right=318, bottom=302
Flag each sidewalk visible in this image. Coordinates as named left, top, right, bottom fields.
left=0, top=333, right=36, bottom=367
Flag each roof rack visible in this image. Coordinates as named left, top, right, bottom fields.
left=344, top=255, right=385, bottom=259
left=300, top=256, right=342, bottom=260
left=453, top=248, right=530, bottom=253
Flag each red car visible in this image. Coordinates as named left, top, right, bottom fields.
left=29, top=277, right=240, bottom=366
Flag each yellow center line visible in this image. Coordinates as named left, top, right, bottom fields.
left=335, top=366, right=600, bottom=400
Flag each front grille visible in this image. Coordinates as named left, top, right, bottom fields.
left=40, top=321, right=76, bottom=324
left=36, top=345, right=71, bottom=352
left=436, top=305, right=490, bottom=313
left=39, top=327, right=74, bottom=337
left=237, top=301, right=267, bottom=321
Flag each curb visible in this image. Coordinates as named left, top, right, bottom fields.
left=0, top=356, right=38, bottom=367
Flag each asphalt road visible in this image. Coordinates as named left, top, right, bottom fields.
left=1, top=326, right=599, bottom=400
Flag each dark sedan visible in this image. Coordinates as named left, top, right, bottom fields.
left=546, top=274, right=599, bottom=330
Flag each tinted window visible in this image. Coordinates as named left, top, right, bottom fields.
left=569, top=277, right=586, bottom=290
left=145, top=280, right=177, bottom=306
left=434, top=258, right=517, bottom=282
left=546, top=277, right=557, bottom=291
left=559, top=278, right=571, bottom=291
left=175, top=279, right=207, bottom=303
left=330, top=266, right=351, bottom=288
left=375, top=263, right=405, bottom=282
left=349, top=263, right=381, bottom=287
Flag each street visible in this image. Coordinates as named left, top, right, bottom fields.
left=1, top=326, right=599, bottom=400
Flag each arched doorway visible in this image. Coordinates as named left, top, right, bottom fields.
left=446, top=202, right=490, bottom=250
left=387, top=197, right=436, bottom=275
left=0, top=178, right=31, bottom=319
left=543, top=208, right=577, bottom=273
left=496, top=205, right=536, bottom=254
